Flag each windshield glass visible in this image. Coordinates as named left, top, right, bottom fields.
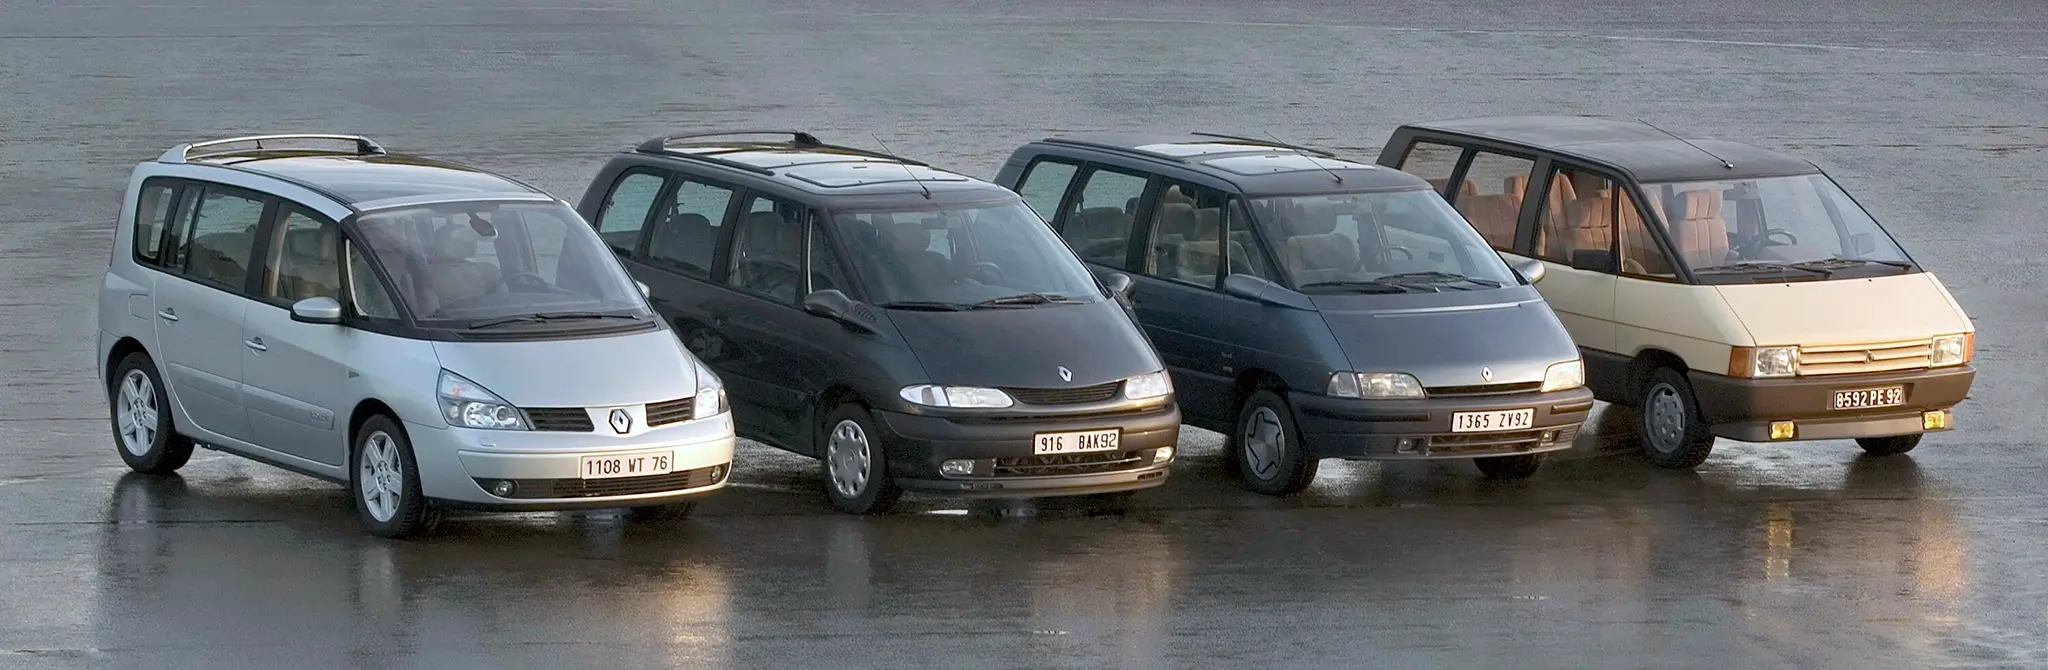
left=832, top=201, right=1103, bottom=307
left=1248, top=189, right=1519, bottom=292
left=1643, top=174, right=1915, bottom=277
left=349, top=200, right=652, bottom=325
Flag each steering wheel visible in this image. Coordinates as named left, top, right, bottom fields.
left=1385, top=246, right=1416, bottom=261
left=1736, top=229, right=1799, bottom=259
left=968, top=261, right=1005, bottom=285
left=502, top=271, right=549, bottom=291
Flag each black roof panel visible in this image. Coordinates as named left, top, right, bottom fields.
left=1406, top=116, right=1820, bottom=182
left=1039, top=132, right=1430, bottom=195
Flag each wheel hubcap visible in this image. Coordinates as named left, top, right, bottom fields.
left=1646, top=384, right=1685, bottom=453
left=358, top=432, right=403, bottom=523
left=1242, top=407, right=1285, bottom=480
left=115, top=370, right=158, bottom=457
left=826, top=419, right=871, bottom=499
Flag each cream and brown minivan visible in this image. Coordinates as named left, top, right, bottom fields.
left=1375, top=116, right=1975, bottom=469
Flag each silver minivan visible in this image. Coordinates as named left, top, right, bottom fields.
left=95, top=135, right=736, bottom=538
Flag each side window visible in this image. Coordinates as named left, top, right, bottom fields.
left=1616, top=189, right=1678, bottom=279
left=1532, top=167, right=1617, bottom=268
left=1142, top=182, right=1231, bottom=287
left=644, top=178, right=735, bottom=279
left=807, top=220, right=853, bottom=296
left=1397, top=140, right=1466, bottom=197
left=1224, top=198, right=1275, bottom=282
left=345, top=241, right=401, bottom=320
left=1060, top=167, right=1149, bottom=269
left=179, top=187, right=268, bottom=291
left=1014, top=159, right=1079, bottom=222
left=132, top=182, right=177, bottom=264
left=727, top=194, right=805, bottom=303
left=1449, top=151, right=1537, bottom=251
left=596, top=170, right=665, bottom=257
left=163, top=187, right=202, bottom=268
left=258, top=206, right=341, bottom=304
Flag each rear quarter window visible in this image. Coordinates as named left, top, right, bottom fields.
left=132, top=182, right=177, bottom=263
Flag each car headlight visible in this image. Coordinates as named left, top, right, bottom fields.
left=1327, top=372, right=1425, bottom=399
left=437, top=369, right=527, bottom=430
left=1930, top=333, right=1970, bottom=367
left=691, top=359, right=728, bottom=420
left=1124, top=370, right=1173, bottom=400
left=899, top=384, right=1014, bottom=409
left=1731, top=345, right=1798, bottom=378
left=1540, top=360, right=1585, bottom=392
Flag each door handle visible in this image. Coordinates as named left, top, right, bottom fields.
left=156, top=308, right=179, bottom=322
left=244, top=337, right=267, bottom=352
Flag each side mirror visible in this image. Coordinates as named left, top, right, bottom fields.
left=1104, top=272, right=1134, bottom=298
left=636, top=280, right=651, bottom=298
left=1511, top=258, right=1547, bottom=284
left=290, top=296, right=344, bottom=324
left=802, top=289, right=878, bottom=334
left=1569, top=249, right=1615, bottom=273
left=1221, top=273, right=1271, bottom=301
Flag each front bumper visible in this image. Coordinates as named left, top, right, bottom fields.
left=1291, top=386, right=1596, bottom=460
left=1688, top=365, right=1975, bottom=442
left=406, top=412, right=737, bottom=509
left=871, top=401, right=1182, bottom=498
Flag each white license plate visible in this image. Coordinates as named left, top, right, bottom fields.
left=578, top=450, right=676, bottom=480
left=1833, top=386, right=1904, bottom=410
left=1450, top=408, right=1535, bottom=433
left=1032, top=428, right=1121, bottom=455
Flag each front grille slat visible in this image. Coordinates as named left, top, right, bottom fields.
left=1797, top=339, right=1933, bottom=376
left=524, top=408, right=593, bottom=432
left=1426, top=381, right=1543, bottom=397
left=481, top=464, right=726, bottom=499
left=989, top=451, right=1146, bottom=477
left=645, top=397, right=695, bottom=427
left=1002, top=381, right=1123, bottom=405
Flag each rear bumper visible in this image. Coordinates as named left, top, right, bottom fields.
left=407, top=413, right=737, bottom=508
left=870, top=402, right=1181, bottom=498
left=1291, top=386, right=1595, bottom=460
left=1687, top=365, right=1974, bottom=442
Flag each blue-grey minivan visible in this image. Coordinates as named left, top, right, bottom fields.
left=995, top=133, right=1596, bottom=494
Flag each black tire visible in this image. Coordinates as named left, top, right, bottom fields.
left=628, top=501, right=699, bottom=522
left=108, top=352, right=195, bottom=475
left=1856, top=434, right=1922, bottom=456
left=1636, top=367, right=1716, bottom=470
left=1473, top=453, right=1542, bottom=479
left=820, top=403, right=902, bottom=515
left=1231, top=389, right=1318, bottom=496
left=351, top=415, right=440, bottom=539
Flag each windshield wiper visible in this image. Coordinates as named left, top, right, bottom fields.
left=1297, top=280, right=1422, bottom=294
left=878, top=301, right=970, bottom=312
left=1374, top=271, right=1504, bottom=289
left=466, top=311, right=642, bottom=330
left=973, top=292, right=1077, bottom=307
left=1690, top=261, right=1831, bottom=277
left=1790, top=257, right=1914, bottom=271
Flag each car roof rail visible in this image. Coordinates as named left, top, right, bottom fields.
left=159, top=134, right=387, bottom=164
left=1186, top=132, right=1336, bottom=157
left=634, top=129, right=823, bottom=153
left=633, top=129, right=932, bottom=174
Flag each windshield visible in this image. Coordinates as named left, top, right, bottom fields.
left=1643, top=174, right=1915, bottom=279
left=831, top=201, right=1104, bottom=307
left=349, top=200, right=652, bottom=325
left=1248, top=189, right=1519, bottom=292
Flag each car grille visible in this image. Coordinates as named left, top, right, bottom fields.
left=646, top=397, right=694, bottom=427
left=1797, top=339, right=1933, bottom=376
left=1003, top=381, right=1123, bottom=405
left=1426, top=381, right=1542, bottom=397
left=1425, top=425, right=1578, bottom=454
left=479, top=464, right=727, bottom=499
left=990, top=450, right=1147, bottom=477
left=524, top=408, right=594, bottom=432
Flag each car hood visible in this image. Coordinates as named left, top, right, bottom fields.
left=1711, top=271, right=1974, bottom=346
left=1310, top=286, right=1579, bottom=387
left=431, top=329, right=698, bottom=407
left=885, top=300, right=1162, bottom=388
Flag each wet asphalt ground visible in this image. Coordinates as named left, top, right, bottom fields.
left=4, top=0, right=2048, bottom=667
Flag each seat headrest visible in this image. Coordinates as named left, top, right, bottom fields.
left=1674, top=190, right=1722, bottom=219
left=1078, top=207, right=1126, bottom=238
left=884, top=221, right=928, bottom=251
left=667, top=212, right=712, bottom=231
left=1193, top=207, right=1220, bottom=236
left=283, top=228, right=328, bottom=258
left=746, top=211, right=785, bottom=227
left=1158, top=202, right=1196, bottom=233
left=1503, top=174, right=1529, bottom=196
left=433, top=224, right=480, bottom=260
left=1570, top=172, right=1609, bottom=197
left=1292, top=202, right=1339, bottom=236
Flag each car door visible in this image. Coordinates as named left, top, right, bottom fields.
left=598, top=168, right=745, bottom=400
left=705, top=192, right=837, bottom=447
left=1511, top=159, right=1621, bottom=353
left=239, top=203, right=351, bottom=467
left=1125, top=178, right=1247, bottom=423
left=151, top=182, right=269, bottom=444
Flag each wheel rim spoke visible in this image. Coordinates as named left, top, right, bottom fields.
left=360, top=432, right=402, bottom=522
left=115, top=371, right=157, bottom=457
left=827, top=420, right=869, bottom=498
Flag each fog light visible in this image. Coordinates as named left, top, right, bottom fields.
left=940, top=459, right=976, bottom=477
left=489, top=480, right=515, bottom=497
left=1396, top=438, right=1419, bottom=454
left=1541, top=430, right=1558, bottom=443
left=1153, top=447, right=1174, bottom=463
left=1923, top=410, right=1950, bottom=430
left=709, top=464, right=727, bottom=482
left=1769, top=421, right=1796, bottom=440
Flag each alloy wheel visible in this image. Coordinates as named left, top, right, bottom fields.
left=358, top=431, right=404, bottom=523
left=115, top=370, right=158, bottom=457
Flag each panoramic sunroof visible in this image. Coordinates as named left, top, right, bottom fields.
left=1200, top=154, right=1374, bottom=176
left=782, top=162, right=971, bottom=188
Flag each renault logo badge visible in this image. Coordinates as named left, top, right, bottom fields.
left=1058, top=366, right=1073, bottom=382
left=1481, top=366, right=1493, bottom=382
left=608, top=408, right=633, bottom=434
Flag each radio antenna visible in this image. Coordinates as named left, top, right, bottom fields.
left=1638, top=118, right=1734, bottom=170
left=1266, top=131, right=1342, bottom=184
left=870, top=133, right=931, bottom=199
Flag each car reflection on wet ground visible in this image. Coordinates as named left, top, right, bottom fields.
left=4, top=0, right=2048, bottom=667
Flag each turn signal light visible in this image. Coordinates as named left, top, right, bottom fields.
left=1769, top=421, right=1796, bottom=440
left=1923, top=410, right=1951, bottom=430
